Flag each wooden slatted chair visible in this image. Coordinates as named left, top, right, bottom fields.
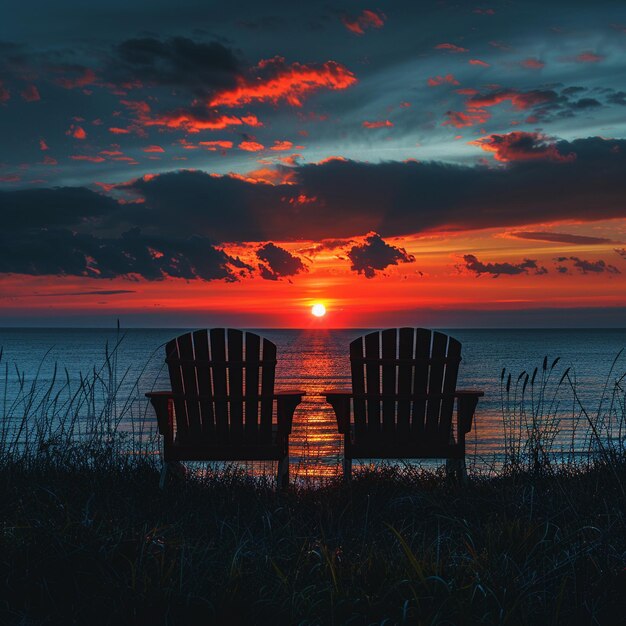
left=146, top=329, right=304, bottom=489
left=325, top=328, right=483, bottom=482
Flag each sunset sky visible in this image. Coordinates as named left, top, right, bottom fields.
left=1, top=0, right=626, bottom=327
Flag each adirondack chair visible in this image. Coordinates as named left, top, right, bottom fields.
left=146, top=329, right=304, bottom=489
left=325, top=328, right=483, bottom=481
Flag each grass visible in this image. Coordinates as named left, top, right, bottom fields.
left=0, top=335, right=625, bottom=624
left=1, top=459, right=625, bottom=624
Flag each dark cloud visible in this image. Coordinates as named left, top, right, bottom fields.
left=571, top=97, right=602, bottom=109
left=0, top=225, right=251, bottom=282
left=0, top=186, right=118, bottom=230
left=511, top=231, right=615, bottom=245
left=463, top=254, right=547, bottom=277
left=347, top=233, right=415, bottom=278
left=3, top=136, right=626, bottom=281
left=607, top=91, right=626, bottom=106
left=105, top=37, right=241, bottom=96
left=471, top=131, right=575, bottom=162
left=33, top=289, right=136, bottom=297
left=256, top=242, right=306, bottom=280
left=567, top=256, right=620, bottom=274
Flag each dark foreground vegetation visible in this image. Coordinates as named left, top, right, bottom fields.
left=1, top=341, right=626, bottom=624
left=1, top=455, right=625, bottom=625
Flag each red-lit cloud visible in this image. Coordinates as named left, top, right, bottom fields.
left=469, top=59, right=490, bottom=67
left=238, top=140, right=265, bottom=152
left=53, top=67, right=97, bottom=89
left=198, top=140, right=233, bottom=151
left=144, top=109, right=261, bottom=133
left=574, top=51, right=605, bottom=63
left=456, top=88, right=479, bottom=96
left=362, top=120, right=393, bottom=128
left=427, top=74, right=460, bottom=87
left=435, top=43, right=469, bottom=53
left=143, top=145, right=164, bottom=153
left=66, top=125, right=87, bottom=139
left=70, top=155, right=106, bottom=162
left=341, top=9, right=386, bottom=35
left=269, top=140, right=294, bottom=151
left=208, top=56, right=356, bottom=107
left=0, top=81, right=10, bottom=103
left=232, top=166, right=296, bottom=186
left=109, top=127, right=131, bottom=134
left=467, top=88, right=556, bottom=110
left=520, top=58, right=545, bottom=69
left=443, top=109, right=490, bottom=128
left=20, top=85, right=40, bottom=102
left=470, top=131, right=576, bottom=162
left=39, top=139, right=49, bottom=151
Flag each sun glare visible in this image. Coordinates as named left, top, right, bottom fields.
left=311, top=303, right=326, bottom=317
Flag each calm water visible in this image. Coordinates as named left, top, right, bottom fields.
left=1, top=328, right=626, bottom=476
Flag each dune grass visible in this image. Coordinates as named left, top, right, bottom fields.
left=0, top=337, right=625, bottom=624
left=1, top=457, right=625, bottom=624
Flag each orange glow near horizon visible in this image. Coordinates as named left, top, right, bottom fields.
left=2, top=218, right=626, bottom=327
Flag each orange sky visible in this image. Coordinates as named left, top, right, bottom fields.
left=3, top=218, right=625, bottom=327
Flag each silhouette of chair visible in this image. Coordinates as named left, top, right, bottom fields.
left=325, top=328, right=483, bottom=481
left=147, top=329, right=304, bottom=489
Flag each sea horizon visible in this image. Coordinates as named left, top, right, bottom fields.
left=2, top=326, right=626, bottom=476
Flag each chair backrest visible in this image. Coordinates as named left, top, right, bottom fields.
left=350, top=328, right=461, bottom=445
left=165, top=329, right=277, bottom=444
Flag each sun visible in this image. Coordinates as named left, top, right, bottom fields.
left=311, top=303, right=326, bottom=317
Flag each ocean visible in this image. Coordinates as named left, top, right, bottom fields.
left=1, top=328, right=625, bottom=476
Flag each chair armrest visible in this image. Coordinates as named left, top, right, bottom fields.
left=275, top=391, right=305, bottom=436
left=323, top=390, right=352, bottom=434
left=456, top=390, right=483, bottom=435
left=145, top=391, right=174, bottom=436
left=455, top=389, right=484, bottom=397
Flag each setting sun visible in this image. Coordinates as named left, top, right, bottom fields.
left=311, top=303, right=326, bottom=317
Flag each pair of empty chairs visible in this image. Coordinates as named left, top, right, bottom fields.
left=146, top=328, right=483, bottom=487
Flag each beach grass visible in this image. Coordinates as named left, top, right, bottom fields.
left=1, top=456, right=625, bottom=624
left=0, top=339, right=625, bottom=624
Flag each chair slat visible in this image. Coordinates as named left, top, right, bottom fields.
left=396, top=327, right=414, bottom=439
left=166, top=338, right=188, bottom=438
left=177, top=333, right=201, bottom=439
left=439, top=337, right=461, bottom=445
left=245, top=332, right=261, bottom=442
left=364, top=331, right=381, bottom=439
left=350, top=337, right=366, bottom=441
left=425, top=332, right=448, bottom=440
left=192, top=329, right=214, bottom=438
left=381, top=328, right=397, bottom=441
left=260, top=338, right=276, bottom=444
left=210, top=328, right=228, bottom=443
left=410, top=328, right=431, bottom=440
left=227, top=329, right=244, bottom=444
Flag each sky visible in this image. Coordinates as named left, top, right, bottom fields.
left=1, top=0, right=626, bottom=327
